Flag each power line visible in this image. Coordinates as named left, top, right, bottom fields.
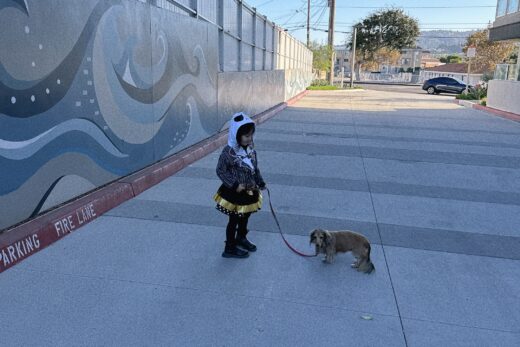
left=280, top=2, right=309, bottom=26
left=313, top=4, right=327, bottom=27
left=287, top=26, right=475, bottom=38
left=318, top=5, right=496, bottom=9
left=255, top=0, right=275, bottom=7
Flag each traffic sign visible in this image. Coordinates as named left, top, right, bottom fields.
left=467, top=46, right=476, bottom=58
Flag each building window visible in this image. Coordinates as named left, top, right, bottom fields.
left=508, top=0, right=519, bottom=14
left=497, top=0, right=508, bottom=16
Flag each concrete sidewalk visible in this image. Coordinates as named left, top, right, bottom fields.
left=2, top=89, right=520, bottom=346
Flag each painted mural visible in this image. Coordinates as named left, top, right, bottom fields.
left=0, top=0, right=312, bottom=230
left=284, top=69, right=313, bottom=100
left=0, top=0, right=219, bottom=229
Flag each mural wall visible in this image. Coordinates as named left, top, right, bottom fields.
left=284, top=69, right=313, bottom=100
left=0, top=0, right=310, bottom=230
left=217, top=70, right=285, bottom=128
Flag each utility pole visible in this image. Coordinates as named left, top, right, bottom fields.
left=465, top=45, right=476, bottom=93
left=306, top=0, right=310, bottom=47
left=350, top=25, right=357, bottom=88
left=327, top=0, right=336, bottom=85
left=466, top=59, right=471, bottom=92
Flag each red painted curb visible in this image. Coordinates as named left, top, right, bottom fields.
left=473, top=104, right=520, bottom=123
left=0, top=89, right=308, bottom=274
left=0, top=182, right=133, bottom=273
left=287, top=90, right=309, bottom=106
left=454, top=99, right=520, bottom=123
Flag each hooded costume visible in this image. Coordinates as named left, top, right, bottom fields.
left=214, top=112, right=265, bottom=216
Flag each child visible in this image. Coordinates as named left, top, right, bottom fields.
left=214, top=112, right=266, bottom=258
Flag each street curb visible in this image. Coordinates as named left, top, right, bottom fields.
left=0, top=90, right=308, bottom=274
left=0, top=182, right=134, bottom=273
left=354, top=81, right=422, bottom=87
left=454, top=99, right=520, bottom=123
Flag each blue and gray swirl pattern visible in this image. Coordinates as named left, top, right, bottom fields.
left=0, top=0, right=219, bottom=229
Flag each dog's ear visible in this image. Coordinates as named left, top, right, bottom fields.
left=324, top=231, right=332, bottom=245
left=309, top=230, right=317, bottom=244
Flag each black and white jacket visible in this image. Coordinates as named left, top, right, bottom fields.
left=216, top=113, right=265, bottom=191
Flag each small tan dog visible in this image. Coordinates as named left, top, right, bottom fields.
left=310, top=229, right=375, bottom=274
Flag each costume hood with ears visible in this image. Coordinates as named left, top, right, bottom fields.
left=228, top=112, right=255, bottom=150
left=228, top=112, right=255, bottom=170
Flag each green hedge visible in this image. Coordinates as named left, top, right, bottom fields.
left=307, top=85, right=338, bottom=90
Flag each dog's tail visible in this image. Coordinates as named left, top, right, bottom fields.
left=365, top=242, right=375, bottom=274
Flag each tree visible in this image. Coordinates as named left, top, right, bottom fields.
left=361, top=47, right=401, bottom=72
left=350, top=9, right=420, bottom=70
left=463, top=30, right=515, bottom=73
left=309, top=41, right=332, bottom=73
left=440, top=55, right=462, bottom=64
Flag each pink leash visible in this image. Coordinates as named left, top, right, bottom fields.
left=265, top=187, right=317, bottom=257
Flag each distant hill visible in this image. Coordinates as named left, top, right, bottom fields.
left=417, top=30, right=477, bottom=55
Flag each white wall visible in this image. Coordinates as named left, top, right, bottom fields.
left=420, top=71, right=482, bottom=85
left=487, top=79, right=520, bottom=115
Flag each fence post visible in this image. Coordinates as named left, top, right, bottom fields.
left=218, top=0, right=224, bottom=72
left=238, top=1, right=243, bottom=71
left=252, top=7, right=257, bottom=70
left=263, top=16, right=267, bottom=70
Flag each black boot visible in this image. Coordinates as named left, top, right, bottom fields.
left=222, top=242, right=249, bottom=258
left=237, top=233, right=257, bottom=252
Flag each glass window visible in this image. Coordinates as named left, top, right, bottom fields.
left=494, top=64, right=509, bottom=80
left=507, top=0, right=519, bottom=13
left=497, top=0, right=508, bottom=16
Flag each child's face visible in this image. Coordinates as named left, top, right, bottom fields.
left=239, top=130, right=254, bottom=147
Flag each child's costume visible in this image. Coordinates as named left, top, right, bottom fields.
left=214, top=113, right=265, bottom=258
left=214, top=113, right=265, bottom=217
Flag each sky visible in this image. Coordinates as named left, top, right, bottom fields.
left=244, top=0, right=498, bottom=45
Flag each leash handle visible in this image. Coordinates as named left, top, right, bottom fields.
left=265, top=187, right=316, bottom=258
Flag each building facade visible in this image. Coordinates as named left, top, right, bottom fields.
left=333, top=45, right=352, bottom=76
left=488, top=0, right=520, bottom=114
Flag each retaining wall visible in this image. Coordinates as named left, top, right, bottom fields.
left=0, top=0, right=310, bottom=230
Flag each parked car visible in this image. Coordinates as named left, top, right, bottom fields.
left=422, top=77, right=469, bottom=95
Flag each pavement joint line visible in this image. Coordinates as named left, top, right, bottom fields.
left=350, top=96, right=410, bottom=347
left=377, top=244, right=520, bottom=262
left=104, top=206, right=520, bottom=261
left=400, top=316, right=520, bottom=335
left=105, top=213, right=520, bottom=246
left=268, top=118, right=520, bottom=136
left=13, top=267, right=399, bottom=320
left=284, top=107, right=501, bottom=122
left=255, top=141, right=520, bottom=169
left=0, top=90, right=308, bottom=274
left=176, top=167, right=520, bottom=206
left=259, top=128, right=520, bottom=150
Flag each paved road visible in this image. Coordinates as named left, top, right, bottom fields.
left=2, top=89, right=519, bottom=346
left=356, top=82, right=427, bottom=95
